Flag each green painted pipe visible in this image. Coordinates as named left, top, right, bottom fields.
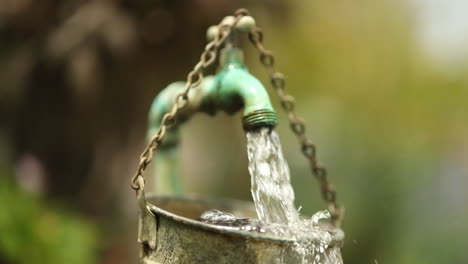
left=147, top=47, right=277, bottom=194
left=215, top=48, right=278, bottom=130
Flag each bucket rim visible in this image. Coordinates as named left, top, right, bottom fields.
left=146, top=193, right=345, bottom=246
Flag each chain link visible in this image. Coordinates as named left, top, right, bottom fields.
left=248, top=27, right=344, bottom=227
left=130, top=11, right=246, bottom=192
left=131, top=8, right=343, bottom=227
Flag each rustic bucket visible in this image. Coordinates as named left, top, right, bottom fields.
left=138, top=194, right=344, bottom=264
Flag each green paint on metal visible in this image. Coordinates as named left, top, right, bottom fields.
left=153, top=146, right=182, bottom=195
left=215, top=49, right=276, bottom=116
left=147, top=47, right=278, bottom=194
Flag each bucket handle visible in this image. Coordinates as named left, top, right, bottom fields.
left=130, top=10, right=249, bottom=250
left=135, top=177, right=157, bottom=250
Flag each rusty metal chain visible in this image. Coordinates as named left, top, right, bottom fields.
left=130, top=11, right=247, bottom=193
left=246, top=24, right=344, bottom=227
left=131, top=8, right=343, bottom=227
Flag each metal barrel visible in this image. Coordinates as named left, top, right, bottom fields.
left=140, top=195, right=344, bottom=264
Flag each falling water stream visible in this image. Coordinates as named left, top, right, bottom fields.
left=247, top=127, right=298, bottom=224
left=246, top=127, right=343, bottom=264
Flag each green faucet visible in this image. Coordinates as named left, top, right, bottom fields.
left=147, top=47, right=278, bottom=194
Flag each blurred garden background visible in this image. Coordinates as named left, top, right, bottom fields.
left=1, top=0, right=467, bottom=263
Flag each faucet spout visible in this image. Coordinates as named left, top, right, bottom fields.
left=215, top=48, right=277, bottom=130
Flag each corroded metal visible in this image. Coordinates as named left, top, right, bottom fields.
left=136, top=177, right=157, bottom=250
left=140, top=195, right=344, bottom=264
left=147, top=47, right=278, bottom=193
left=242, top=109, right=278, bottom=130
left=147, top=48, right=278, bottom=145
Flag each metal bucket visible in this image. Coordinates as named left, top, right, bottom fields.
left=139, top=194, right=344, bottom=264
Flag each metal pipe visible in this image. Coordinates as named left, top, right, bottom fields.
left=215, top=48, right=278, bottom=130
left=147, top=77, right=216, bottom=194
left=148, top=47, right=277, bottom=193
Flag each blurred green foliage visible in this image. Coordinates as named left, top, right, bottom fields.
left=0, top=169, right=98, bottom=264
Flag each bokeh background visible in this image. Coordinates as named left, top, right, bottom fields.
left=1, top=0, right=467, bottom=263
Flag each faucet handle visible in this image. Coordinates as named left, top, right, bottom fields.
left=206, top=15, right=256, bottom=42
left=236, top=16, right=256, bottom=32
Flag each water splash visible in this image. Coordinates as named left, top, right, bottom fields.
left=200, top=209, right=265, bottom=233
left=246, top=128, right=343, bottom=264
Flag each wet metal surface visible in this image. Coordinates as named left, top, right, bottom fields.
left=140, top=195, right=344, bottom=264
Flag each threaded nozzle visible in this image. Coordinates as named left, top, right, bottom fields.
left=242, top=109, right=278, bottom=131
